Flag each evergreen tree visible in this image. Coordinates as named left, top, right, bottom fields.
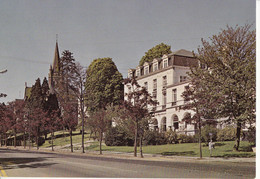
left=56, top=50, right=78, bottom=152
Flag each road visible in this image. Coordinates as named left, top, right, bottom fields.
left=0, top=148, right=255, bottom=178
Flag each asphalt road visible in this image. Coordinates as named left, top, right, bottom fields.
left=0, top=148, right=255, bottom=178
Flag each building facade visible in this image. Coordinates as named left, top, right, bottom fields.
left=125, top=49, right=198, bottom=135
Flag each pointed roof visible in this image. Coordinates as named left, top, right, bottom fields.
left=52, top=41, right=60, bottom=73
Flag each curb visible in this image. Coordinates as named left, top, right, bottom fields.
left=0, top=146, right=255, bottom=164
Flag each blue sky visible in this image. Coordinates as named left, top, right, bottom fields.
left=0, top=0, right=256, bottom=103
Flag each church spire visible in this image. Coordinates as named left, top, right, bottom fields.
left=52, top=35, right=60, bottom=73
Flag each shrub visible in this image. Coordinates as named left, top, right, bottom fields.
left=177, top=134, right=196, bottom=143
left=38, top=137, right=45, bottom=146
left=217, top=126, right=236, bottom=141
left=201, top=124, right=217, bottom=143
left=244, top=126, right=256, bottom=146
left=165, top=129, right=178, bottom=144
left=143, top=130, right=167, bottom=145
left=105, top=126, right=134, bottom=146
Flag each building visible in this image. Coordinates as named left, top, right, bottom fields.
left=48, top=41, right=61, bottom=94
left=125, top=49, right=198, bottom=135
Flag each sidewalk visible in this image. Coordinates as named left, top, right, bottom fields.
left=1, top=146, right=256, bottom=164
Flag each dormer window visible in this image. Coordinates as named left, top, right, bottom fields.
left=144, top=66, right=149, bottom=75
left=153, top=63, right=158, bottom=71
left=163, top=59, right=168, bottom=68
left=136, top=69, right=140, bottom=77
left=128, top=71, right=133, bottom=78
left=180, top=76, right=187, bottom=82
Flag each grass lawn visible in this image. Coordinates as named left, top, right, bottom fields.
left=39, top=131, right=255, bottom=158
left=40, top=130, right=91, bottom=148
left=86, top=141, right=255, bottom=158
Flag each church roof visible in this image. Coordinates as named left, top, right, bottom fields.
left=52, top=42, right=60, bottom=72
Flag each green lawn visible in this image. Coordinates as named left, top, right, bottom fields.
left=86, top=141, right=255, bottom=158
left=40, top=131, right=255, bottom=158
left=40, top=130, right=91, bottom=148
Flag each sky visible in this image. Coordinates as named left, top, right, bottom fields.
left=0, top=0, right=256, bottom=104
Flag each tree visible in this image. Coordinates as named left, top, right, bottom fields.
left=66, top=62, right=87, bottom=153
left=85, top=58, right=124, bottom=111
left=139, top=43, right=172, bottom=66
left=122, top=76, right=157, bottom=157
left=55, top=50, right=78, bottom=152
left=87, top=105, right=116, bottom=154
left=44, top=109, right=62, bottom=151
left=8, top=100, right=26, bottom=147
left=26, top=78, right=48, bottom=149
left=185, top=24, right=256, bottom=151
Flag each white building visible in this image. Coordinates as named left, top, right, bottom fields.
left=124, top=49, right=198, bottom=135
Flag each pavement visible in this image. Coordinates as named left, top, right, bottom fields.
left=1, top=145, right=256, bottom=164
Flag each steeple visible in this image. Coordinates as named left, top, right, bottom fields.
left=52, top=36, right=60, bottom=73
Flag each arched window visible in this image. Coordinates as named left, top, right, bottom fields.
left=172, top=115, right=179, bottom=131
left=152, top=118, right=158, bottom=131
left=183, top=112, right=191, bottom=128
left=161, top=117, right=167, bottom=132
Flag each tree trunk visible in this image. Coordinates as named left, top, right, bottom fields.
left=23, top=132, right=26, bottom=149
left=81, top=102, right=85, bottom=153
left=51, top=131, right=54, bottom=151
left=0, top=134, right=2, bottom=146
left=140, top=135, right=143, bottom=158
left=134, top=121, right=138, bottom=157
left=235, top=121, right=241, bottom=151
left=70, top=129, right=73, bottom=152
left=99, top=131, right=103, bottom=155
left=36, top=135, right=39, bottom=150
left=199, top=118, right=202, bottom=159
left=5, top=133, right=7, bottom=147
left=29, top=131, right=31, bottom=150
left=14, top=130, right=17, bottom=148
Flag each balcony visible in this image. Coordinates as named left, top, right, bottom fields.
left=162, top=105, right=166, bottom=110
left=171, top=101, right=176, bottom=106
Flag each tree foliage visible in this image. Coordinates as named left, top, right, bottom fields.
left=56, top=50, right=78, bottom=152
left=85, top=57, right=124, bottom=111
left=183, top=24, right=256, bottom=151
left=122, top=76, right=157, bottom=157
left=139, top=43, right=172, bottom=66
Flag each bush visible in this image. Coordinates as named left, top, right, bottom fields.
left=105, top=126, right=134, bottom=146
left=38, top=137, right=45, bottom=146
left=217, top=126, right=236, bottom=141
left=143, top=130, right=167, bottom=145
left=165, top=129, right=178, bottom=144
left=177, top=134, right=196, bottom=143
left=244, top=126, right=255, bottom=146
left=201, top=124, right=217, bottom=143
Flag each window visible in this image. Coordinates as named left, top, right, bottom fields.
left=163, top=92, right=167, bottom=105
left=172, top=89, right=177, bottom=106
left=180, top=76, right=187, bottom=82
left=153, top=79, right=157, bottom=89
left=144, top=82, right=148, bottom=90
left=144, top=66, right=149, bottom=75
left=136, top=70, right=140, bottom=77
left=163, top=59, right=168, bottom=68
left=163, top=76, right=167, bottom=86
left=153, top=63, right=158, bottom=71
